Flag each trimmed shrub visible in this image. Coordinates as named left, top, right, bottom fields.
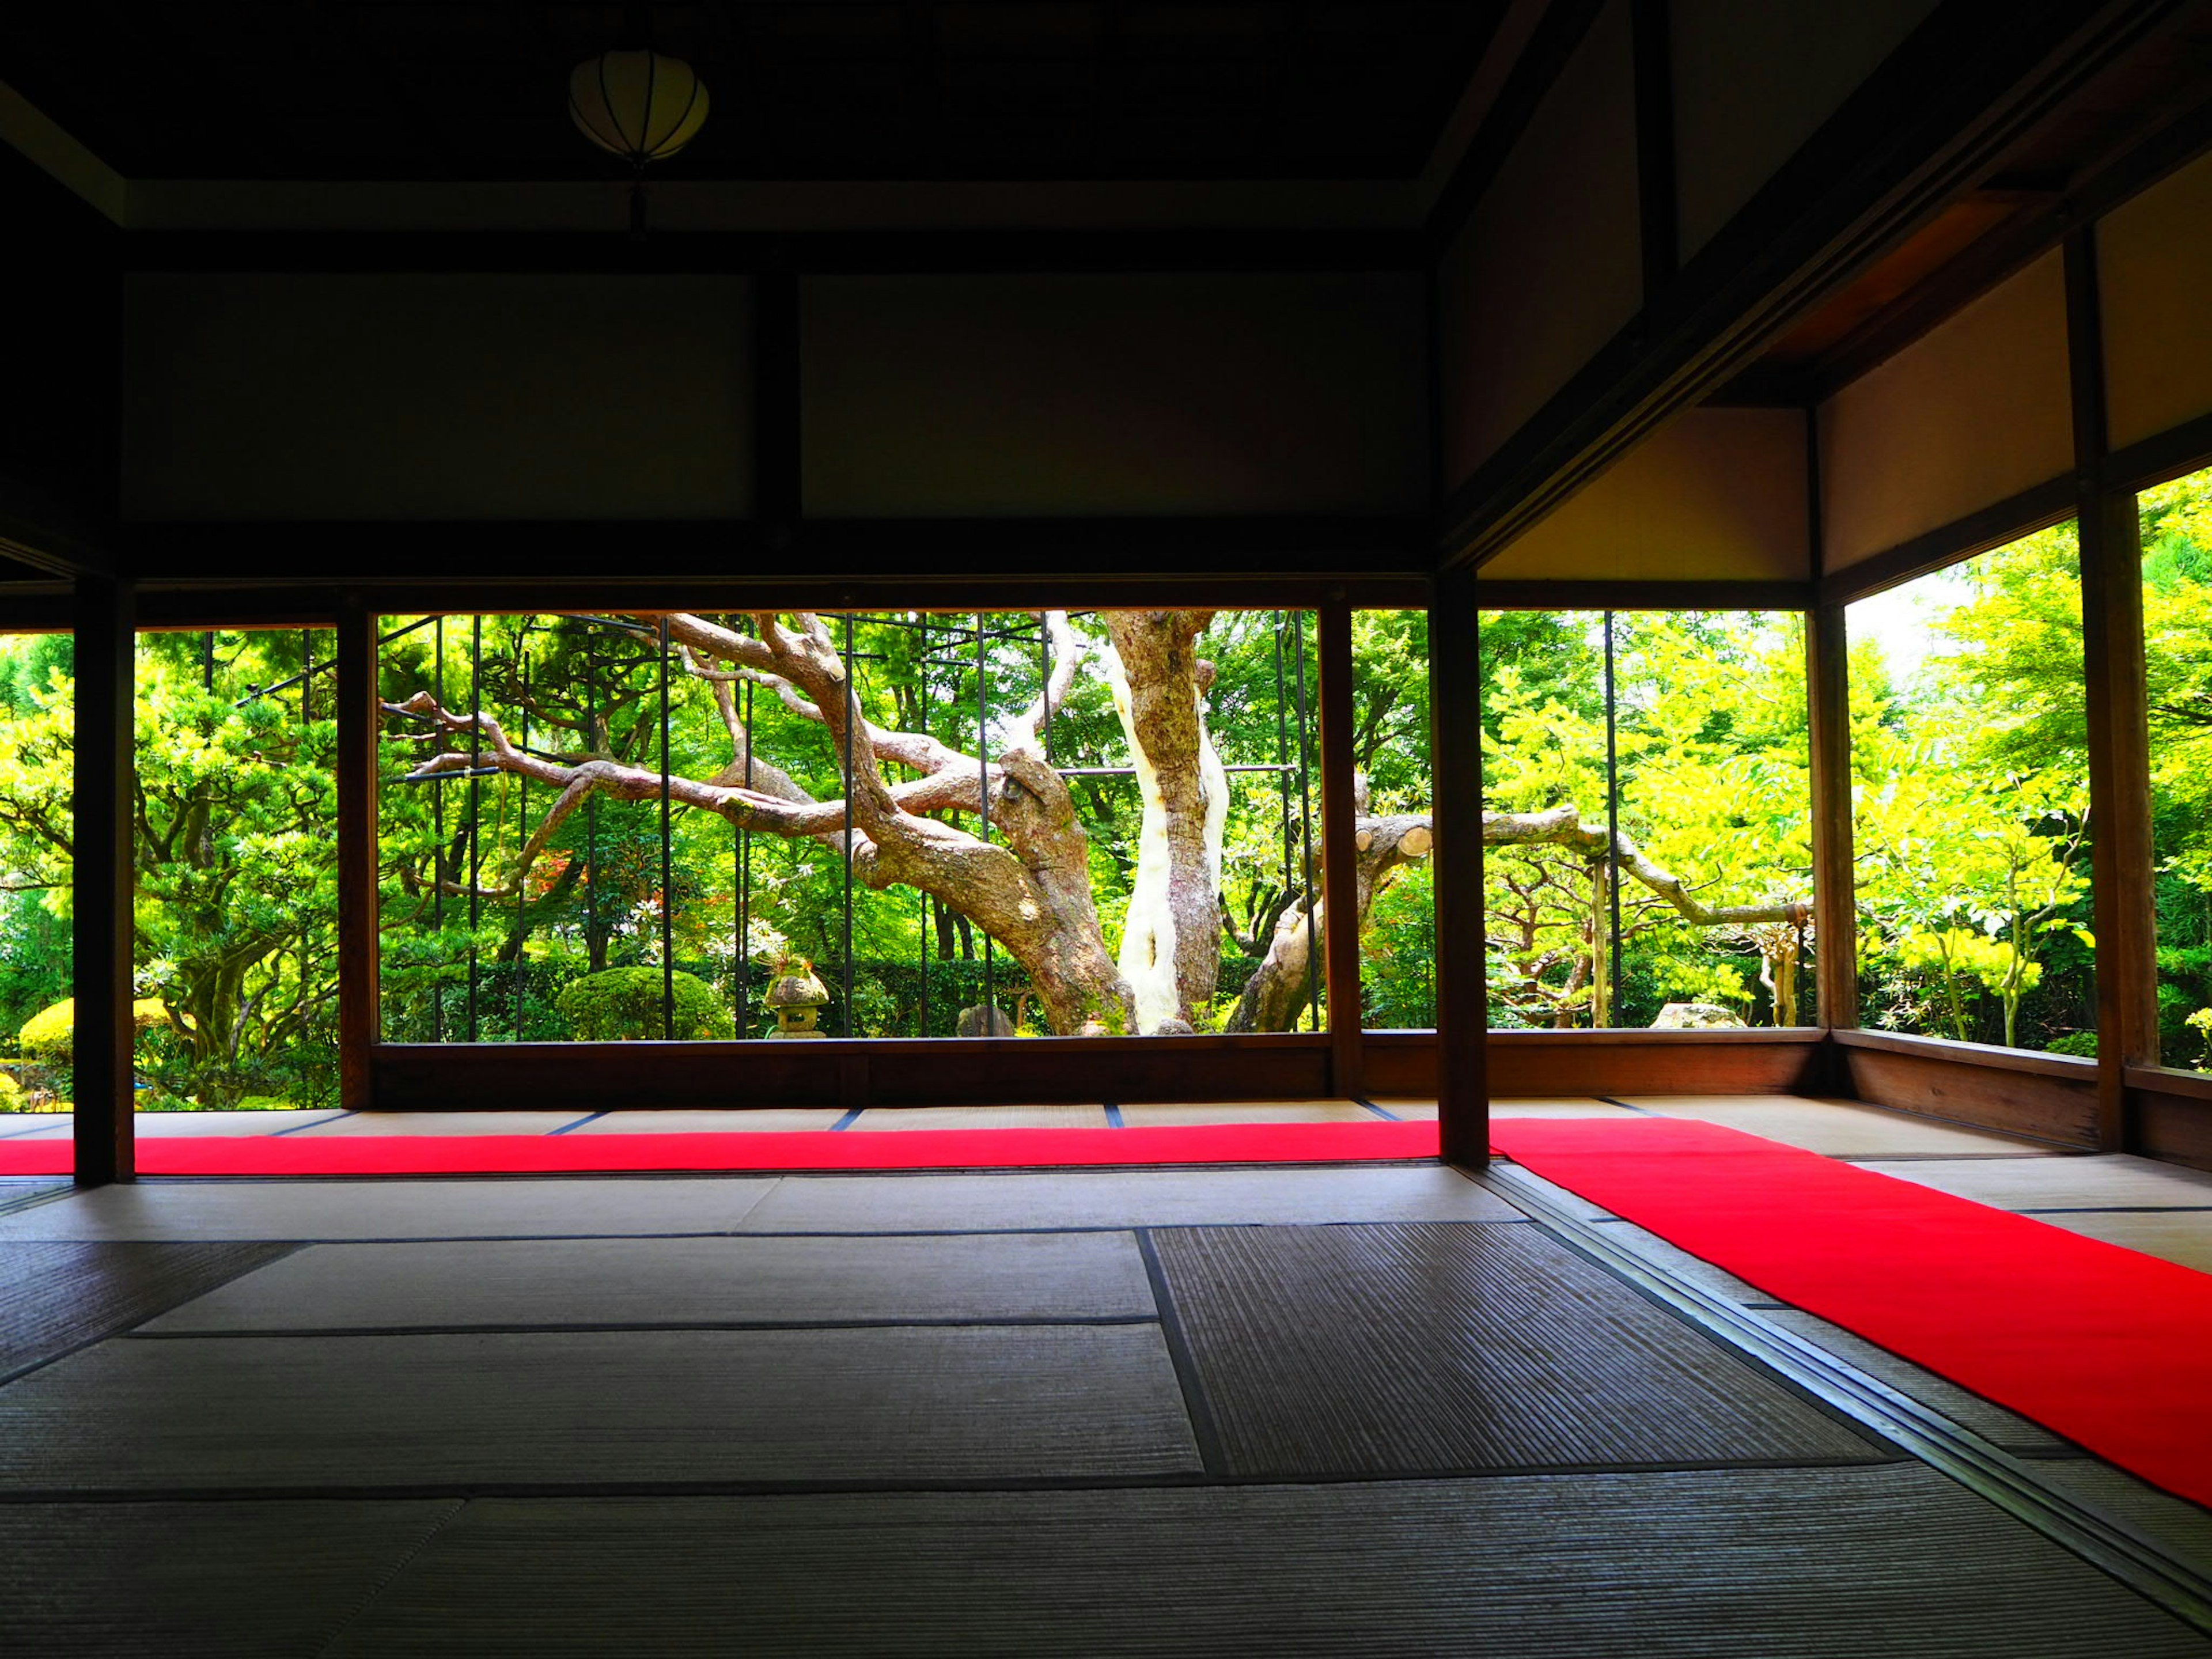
left=17, top=997, right=171, bottom=1060
left=555, top=966, right=734, bottom=1041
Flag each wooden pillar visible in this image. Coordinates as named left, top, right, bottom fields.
left=73, top=574, right=134, bottom=1186
left=1806, top=600, right=1858, bottom=1033
left=1431, top=567, right=1489, bottom=1164
left=2066, top=231, right=2156, bottom=1151
left=1317, top=595, right=1363, bottom=1096
left=336, top=596, right=380, bottom=1111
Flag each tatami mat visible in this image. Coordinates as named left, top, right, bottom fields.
left=1762, top=1310, right=2073, bottom=1453
left=733, top=1165, right=1521, bottom=1233
left=4, top=1499, right=462, bottom=1658
left=1113, top=1101, right=1374, bottom=1126
left=289, top=1111, right=594, bottom=1137
left=321, top=1468, right=2212, bottom=1658
left=142, top=1232, right=1157, bottom=1332
left=846, top=1105, right=1110, bottom=1131
left=1618, top=1096, right=2052, bottom=1158
left=1150, top=1223, right=1885, bottom=1478
left=2029, top=1209, right=2212, bottom=1272
left=567, top=1109, right=846, bottom=1134
left=0, top=1240, right=297, bottom=1381
left=0, top=1324, right=1201, bottom=1491
left=1859, top=1153, right=2212, bottom=1211
left=0, top=1179, right=781, bottom=1242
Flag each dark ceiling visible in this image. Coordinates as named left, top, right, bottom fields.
left=0, top=2, right=1506, bottom=183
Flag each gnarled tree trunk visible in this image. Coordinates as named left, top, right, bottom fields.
left=1103, top=609, right=1226, bottom=1032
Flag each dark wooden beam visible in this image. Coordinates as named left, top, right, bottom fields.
left=2103, top=402, right=2212, bottom=493
left=72, top=575, right=135, bottom=1186
left=1431, top=563, right=1488, bottom=1164
left=1720, top=79, right=2212, bottom=410
left=1316, top=594, right=1363, bottom=1096
left=1814, top=475, right=2077, bottom=607
left=335, top=595, right=379, bottom=1111
left=2067, top=229, right=2158, bottom=1153
left=118, top=518, right=1431, bottom=592
left=118, top=228, right=1428, bottom=278
left=1425, top=0, right=1609, bottom=255
left=1631, top=0, right=1679, bottom=301
left=1437, top=0, right=2192, bottom=570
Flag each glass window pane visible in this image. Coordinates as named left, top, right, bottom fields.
left=1481, top=610, right=1812, bottom=1031
left=0, top=630, right=74, bottom=1127
left=1351, top=609, right=1434, bottom=1030
left=376, top=609, right=1323, bottom=1041
left=1847, top=525, right=2096, bottom=1054
left=2141, top=465, right=2212, bottom=1073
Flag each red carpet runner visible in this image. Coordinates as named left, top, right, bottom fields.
left=0, top=1118, right=1440, bottom=1176
left=1488, top=1115, right=2212, bottom=1509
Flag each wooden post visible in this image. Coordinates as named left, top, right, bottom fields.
left=1317, top=595, right=1364, bottom=1096
left=2067, top=231, right=2156, bottom=1152
left=336, top=596, right=380, bottom=1111
left=1806, top=602, right=1858, bottom=1035
left=1431, top=567, right=1489, bottom=1164
left=73, top=574, right=135, bottom=1186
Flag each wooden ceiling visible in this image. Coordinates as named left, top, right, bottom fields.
left=0, top=1, right=1506, bottom=183
left=1714, top=5, right=2212, bottom=408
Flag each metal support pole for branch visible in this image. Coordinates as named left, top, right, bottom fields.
left=584, top=642, right=600, bottom=979
left=842, top=612, right=856, bottom=1038
left=467, top=615, right=482, bottom=1042
left=917, top=616, right=931, bottom=1038
left=739, top=666, right=753, bottom=1038
left=202, top=630, right=214, bottom=694
left=1603, top=611, right=1624, bottom=1028
left=1317, top=597, right=1363, bottom=1093
left=660, top=616, right=676, bottom=1041
left=514, top=650, right=529, bottom=1040
left=301, top=630, right=313, bottom=724
left=1291, top=611, right=1317, bottom=1032
left=978, top=611, right=994, bottom=1028
left=1272, top=615, right=1294, bottom=931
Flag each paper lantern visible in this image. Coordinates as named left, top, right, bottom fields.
left=569, top=50, right=709, bottom=166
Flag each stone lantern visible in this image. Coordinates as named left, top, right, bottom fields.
left=764, top=959, right=830, bottom=1038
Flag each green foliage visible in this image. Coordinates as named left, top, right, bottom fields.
left=16, top=997, right=170, bottom=1059
left=2046, top=1031, right=2098, bottom=1058
left=0, top=628, right=343, bottom=1107
left=555, top=966, right=735, bottom=1041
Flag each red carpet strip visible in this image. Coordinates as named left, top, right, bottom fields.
left=0, top=1118, right=1441, bottom=1177
left=1488, top=1115, right=2212, bottom=1509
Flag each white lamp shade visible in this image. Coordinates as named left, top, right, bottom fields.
left=569, top=50, right=709, bottom=164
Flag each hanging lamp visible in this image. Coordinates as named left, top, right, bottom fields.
left=569, top=48, right=709, bottom=234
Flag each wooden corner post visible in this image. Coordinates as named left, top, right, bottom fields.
left=1806, top=600, right=1858, bottom=1028
left=1431, top=567, right=1489, bottom=1164
left=1317, top=594, right=1364, bottom=1096
left=337, top=594, right=380, bottom=1111
left=73, top=574, right=135, bottom=1186
left=2066, top=232, right=2157, bottom=1152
